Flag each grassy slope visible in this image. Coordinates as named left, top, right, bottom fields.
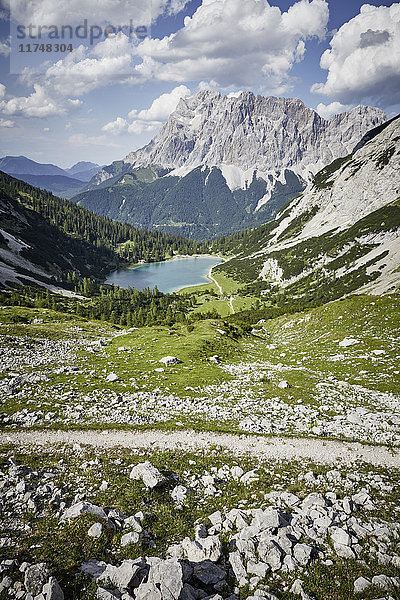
left=1, top=294, right=398, bottom=438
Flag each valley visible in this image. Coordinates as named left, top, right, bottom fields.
left=0, top=98, right=399, bottom=600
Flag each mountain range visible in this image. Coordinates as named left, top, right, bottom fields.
left=0, top=111, right=398, bottom=303
left=73, top=92, right=386, bottom=239
left=0, top=156, right=102, bottom=199
left=215, top=114, right=400, bottom=305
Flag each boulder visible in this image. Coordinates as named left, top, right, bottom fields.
left=181, top=535, right=222, bottom=562
left=24, top=563, right=51, bottom=595
left=42, top=577, right=64, bottom=600
left=129, top=461, right=168, bottom=489
left=353, top=577, right=371, bottom=593
left=229, top=552, right=247, bottom=583
left=98, top=560, right=141, bottom=590
left=135, top=582, right=162, bottom=600
left=257, top=540, right=283, bottom=571
left=193, top=561, right=226, bottom=586
left=61, top=501, right=107, bottom=522
left=148, top=558, right=183, bottom=600
left=120, top=532, right=140, bottom=547
left=293, top=543, right=313, bottom=566
left=88, top=523, right=103, bottom=538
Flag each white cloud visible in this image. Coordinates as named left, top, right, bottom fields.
left=316, top=101, right=352, bottom=119
left=135, top=0, right=329, bottom=89
left=312, top=3, right=400, bottom=106
left=43, top=35, right=136, bottom=97
left=0, top=118, right=15, bottom=128
left=0, top=84, right=71, bottom=117
left=0, top=38, right=10, bottom=56
left=9, top=0, right=190, bottom=29
left=68, top=133, right=121, bottom=147
left=1, top=34, right=134, bottom=118
left=103, top=85, right=191, bottom=135
left=102, top=117, right=129, bottom=134
left=129, top=84, right=190, bottom=120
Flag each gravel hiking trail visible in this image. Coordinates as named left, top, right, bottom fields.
left=1, top=430, right=399, bottom=467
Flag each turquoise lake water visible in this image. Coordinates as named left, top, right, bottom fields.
left=105, top=256, right=224, bottom=293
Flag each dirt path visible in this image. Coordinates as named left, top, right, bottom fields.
left=208, top=270, right=223, bottom=295
left=1, top=430, right=399, bottom=467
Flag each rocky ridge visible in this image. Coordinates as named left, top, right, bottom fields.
left=122, top=92, right=385, bottom=193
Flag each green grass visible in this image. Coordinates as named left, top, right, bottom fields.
left=0, top=294, right=399, bottom=444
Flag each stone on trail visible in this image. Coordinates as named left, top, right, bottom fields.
left=338, top=338, right=360, bottom=347
left=278, top=380, right=291, bottom=389
left=106, top=372, right=119, bottom=382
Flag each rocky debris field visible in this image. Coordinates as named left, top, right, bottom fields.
left=0, top=295, right=399, bottom=447
left=0, top=442, right=399, bottom=600
left=0, top=296, right=399, bottom=599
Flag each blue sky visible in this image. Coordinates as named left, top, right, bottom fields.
left=0, top=0, right=399, bottom=168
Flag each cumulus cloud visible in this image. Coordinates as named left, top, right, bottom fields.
left=316, top=101, right=352, bottom=119
left=1, top=34, right=135, bottom=118
left=135, top=0, right=329, bottom=89
left=0, top=83, right=82, bottom=118
left=312, top=3, right=400, bottom=106
left=9, top=0, right=190, bottom=29
left=42, top=35, right=136, bottom=97
left=102, top=85, right=191, bottom=135
left=0, top=118, right=15, bottom=127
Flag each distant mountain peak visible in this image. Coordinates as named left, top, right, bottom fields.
left=122, top=92, right=386, bottom=188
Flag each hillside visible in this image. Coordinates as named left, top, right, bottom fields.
left=212, top=114, right=400, bottom=308
left=73, top=93, right=385, bottom=239
left=0, top=172, right=209, bottom=290
left=0, top=156, right=102, bottom=198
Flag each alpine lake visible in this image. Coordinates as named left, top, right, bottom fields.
left=105, top=255, right=224, bottom=293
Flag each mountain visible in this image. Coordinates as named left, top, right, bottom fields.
left=0, top=156, right=102, bottom=198
left=214, top=114, right=400, bottom=307
left=75, top=92, right=386, bottom=239
left=0, top=172, right=208, bottom=290
left=0, top=155, right=67, bottom=177
left=66, top=161, right=102, bottom=182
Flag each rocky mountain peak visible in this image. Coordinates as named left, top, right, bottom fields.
left=123, top=92, right=386, bottom=188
